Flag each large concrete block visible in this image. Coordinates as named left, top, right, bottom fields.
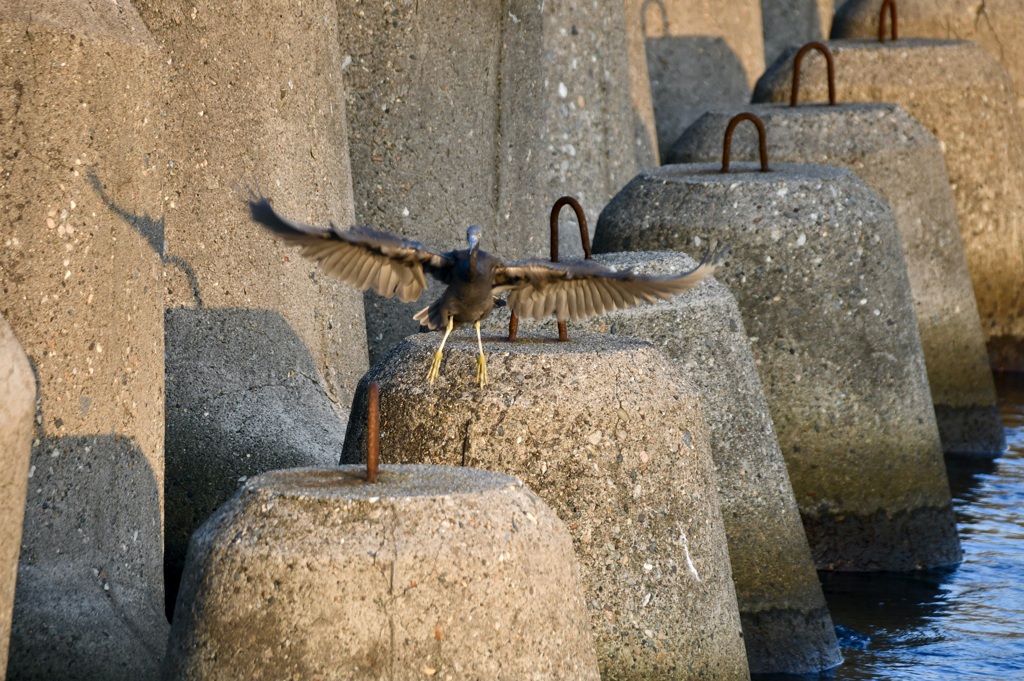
left=753, top=40, right=1024, bottom=370
left=341, top=333, right=750, bottom=681
left=483, top=255, right=841, bottom=674
left=165, top=465, right=600, bottom=680
left=595, top=163, right=962, bottom=572
left=132, top=0, right=369, bottom=612
left=831, top=0, right=1024, bottom=112
left=0, top=2, right=169, bottom=678
left=669, top=103, right=1005, bottom=457
left=0, top=317, right=34, bottom=681
left=633, top=0, right=766, bottom=158
left=338, top=0, right=648, bottom=361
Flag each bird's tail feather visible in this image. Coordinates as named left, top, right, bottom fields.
left=413, top=301, right=445, bottom=330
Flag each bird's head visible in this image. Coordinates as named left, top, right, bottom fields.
left=466, top=225, right=482, bottom=252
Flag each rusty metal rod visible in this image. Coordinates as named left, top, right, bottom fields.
left=879, top=0, right=897, bottom=42
left=550, top=196, right=591, bottom=342
left=366, top=381, right=380, bottom=483
left=721, top=112, right=769, bottom=173
left=791, top=41, right=836, bottom=107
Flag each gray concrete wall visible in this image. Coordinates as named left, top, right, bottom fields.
left=0, top=317, right=35, bottom=681
left=0, top=2, right=169, bottom=677
left=339, top=0, right=649, bottom=362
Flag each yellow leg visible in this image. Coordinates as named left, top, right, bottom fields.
left=426, top=317, right=454, bottom=385
left=475, top=321, right=487, bottom=387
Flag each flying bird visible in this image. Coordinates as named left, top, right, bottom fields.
left=247, top=187, right=726, bottom=387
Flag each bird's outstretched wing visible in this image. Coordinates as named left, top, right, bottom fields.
left=493, top=243, right=728, bottom=321
left=247, top=186, right=455, bottom=302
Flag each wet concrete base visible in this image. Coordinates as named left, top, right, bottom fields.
left=934, top=404, right=1007, bottom=457
left=804, top=505, right=963, bottom=572
left=740, top=605, right=841, bottom=674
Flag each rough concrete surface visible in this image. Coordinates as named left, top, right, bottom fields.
left=338, top=0, right=649, bottom=362
left=0, top=317, right=35, bottom=681
left=831, top=0, right=1024, bottom=112
left=754, top=39, right=1024, bottom=370
left=636, top=0, right=766, bottom=159
left=163, top=308, right=349, bottom=618
left=625, top=0, right=662, bottom=166
left=483, top=254, right=841, bottom=674
left=164, top=465, right=600, bottom=681
left=341, top=332, right=749, bottom=680
left=669, top=103, right=1005, bottom=457
left=761, top=0, right=834, bottom=67
left=0, top=2, right=168, bottom=678
left=131, top=0, right=370, bottom=615
left=595, top=163, right=962, bottom=571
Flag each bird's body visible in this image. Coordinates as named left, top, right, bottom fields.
left=247, top=187, right=726, bottom=387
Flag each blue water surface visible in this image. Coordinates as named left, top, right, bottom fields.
left=763, top=373, right=1024, bottom=680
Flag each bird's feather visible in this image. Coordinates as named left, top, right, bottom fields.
left=247, top=187, right=454, bottom=302
left=495, top=243, right=728, bottom=321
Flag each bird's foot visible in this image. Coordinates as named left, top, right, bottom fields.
left=427, top=351, right=443, bottom=385
left=476, top=353, right=488, bottom=387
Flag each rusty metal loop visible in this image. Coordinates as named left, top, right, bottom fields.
left=879, top=0, right=898, bottom=42
left=508, top=196, right=592, bottom=342
left=366, top=382, right=380, bottom=483
left=790, top=41, right=836, bottom=106
left=721, top=113, right=769, bottom=173
left=550, top=196, right=592, bottom=263
left=639, top=0, right=669, bottom=38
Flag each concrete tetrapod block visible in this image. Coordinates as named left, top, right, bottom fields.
left=132, top=0, right=369, bottom=612
left=594, top=163, right=962, bottom=572
left=164, top=465, right=600, bottom=681
left=668, top=104, right=1005, bottom=457
left=340, top=333, right=749, bottom=681
left=0, top=2, right=169, bottom=678
left=481, top=256, right=841, bottom=674
left=0, top=317, right=35, bottom=680
left=337, top=0, right=650, bottom=362
left=634, top=0, right=766, bottom=159
left=831, top=0, right=1024, bottom=112
left=753, top=40, right=1024, bottom=370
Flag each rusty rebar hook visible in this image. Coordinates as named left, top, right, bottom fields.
left=879, top=0, right=898, bottom=42
left=507, top=196, right=592, bottom=342
left=366, top=381, right=380, bottom=483
left=721, top=113, right=769, bottom=173
left=790, top=41, right=836, bottom=107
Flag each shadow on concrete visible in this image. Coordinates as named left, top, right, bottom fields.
left=644, top=35, right=750, bottom=161
left=8, top=378, right=167, bottom=681
left=760, top=0, right=824, bottom=70
left=87, top=170, right=202, bottom=307
left=163, top=307, right=348, bottom=618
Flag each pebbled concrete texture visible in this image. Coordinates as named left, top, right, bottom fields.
left=753, top=39, right=1024, bottom=371
left=669, top=103, right=1005, bottom=457
left=831, top=0, right=1024, bottom=113
left=0, top=2, right=168, bottom=678
left=164, top=465, right=601, bottom=681
left=341, top=332, right=749, bottom=681
left=636, top=0, right=766, bottom=159
left=760, top=0, right=834, bottom=67
left=339, top=0, right=649, bottom=363
left=483, top=254, right=841, bottom=674
left=132, top=0, right=370, bottom=613
left=595, top=163, right=962, bottom=572
left=0, top=317, right=34, bottom=680
left=163, top=308, right=348, bottom=618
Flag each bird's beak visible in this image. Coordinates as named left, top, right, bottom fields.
left=468, top=232, right=480, bottom=251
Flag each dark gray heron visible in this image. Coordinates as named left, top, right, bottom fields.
left=248, top=189, right=726, bottom=387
